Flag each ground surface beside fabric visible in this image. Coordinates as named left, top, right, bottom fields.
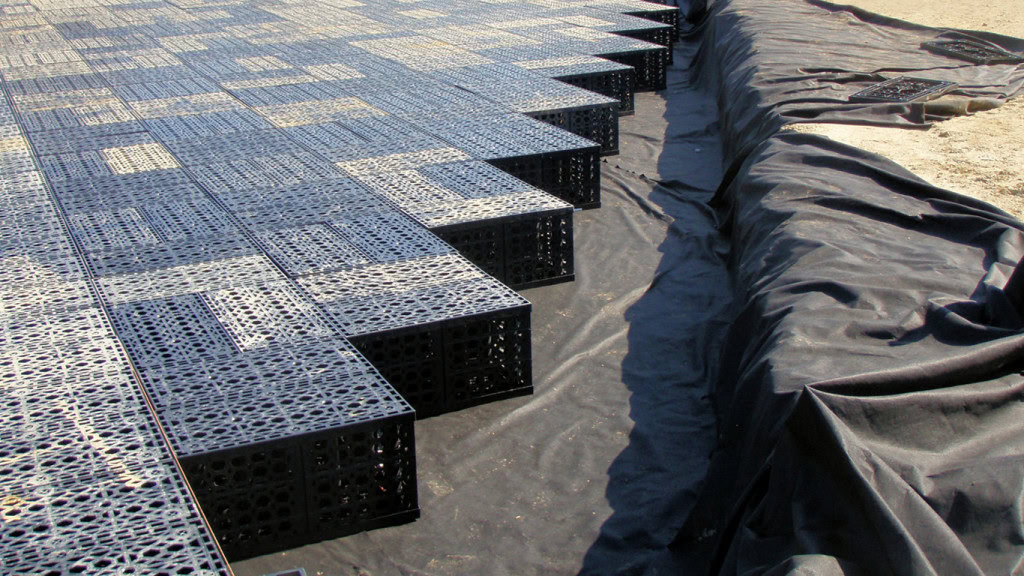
left=794, top=0, right=1024, bottom=218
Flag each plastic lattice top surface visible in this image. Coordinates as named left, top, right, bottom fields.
left=0, top=0, right=677, bottom=568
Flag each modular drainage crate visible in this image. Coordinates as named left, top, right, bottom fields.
left=416, top=114, right=602, bottom=209
left=486, top=51, right=638, bottom=115
left=488, top=149, right=601, bottom=209
left=524, top=103, right=619, bottom=156
left=349, top=304, right=533, bottom=419
left=598, top=43, right=671, bottom=92
left=135, top=341, right=419, bottom=561
left=296, top=254, right=533, bottom=417
left=618, top=2, right=682, bottom=42
left=0, top=468, right=231, bottom=575
left=430, top=65, right=621, bottom=155
left=433, top=207, right=574, bottom=290
left=849, top=77, right=958, bottom=104
left=587, top=11, right=676, bottom=64
left=921, top=39, right=1024, bottom=65
left=354, top=160, right=576, bottom=289
left=548, top=60, right=637, bottom=115
left=500, top=28, right=670, bottom=93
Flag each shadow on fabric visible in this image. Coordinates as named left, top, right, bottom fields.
left=579, top=4, right=736, bottom=572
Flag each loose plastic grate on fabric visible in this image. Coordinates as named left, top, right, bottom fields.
left=849, top=76, right=959, bottom=104
left=921, top=39, right=1024, bottom=65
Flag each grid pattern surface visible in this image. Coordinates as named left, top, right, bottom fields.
left=0, top=0, right=677, bottom=566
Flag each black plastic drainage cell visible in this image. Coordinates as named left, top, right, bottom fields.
left=432, top=206, right=576, bottom=290
left=849, top=77, right=958, bottom=104
left=346, top=296, right=534, bottom=418
left=624, top=5, right=682, bottom=42
left=598, top=45, right=671, bottom=92
left=137, top=341, right=421, bottom=561
left=552, top=63, right=637, bottom=115
left=921, top=40, right=1024, bottom=65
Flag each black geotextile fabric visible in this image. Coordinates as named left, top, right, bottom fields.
left=659, top=1, right=1024, bottom=575
left=236, top=2, right=1024, bottom=575
left=667, top=131, right=1024, bottom=576
left=232, top=36, right=728, bottom=576
left=691, top=0, right=1024, bottom=160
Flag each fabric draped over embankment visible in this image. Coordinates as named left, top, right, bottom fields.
left=664, top=1, right=1024, bottom=574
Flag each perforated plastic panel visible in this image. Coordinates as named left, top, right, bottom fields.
left=0, top=471, right=230, bottom=576
left=350, top=289, right=532, bottom=417
left=849, top=76, right=958, bottom=104
left=109, top=294, right=240, bottom=368
left=921, top=39, right=1024, bottom=65
left=139, top=340, right=417, bottom=560
left=428, top=65, right=620, bottom=153
left=257, top=224, right=373, bottom=277
left=0, top=0, right=677, bottom=565
left=0, top=383, right=168, bottom=488
left=85, top=234, right=260, bottom=278
left=328, top=209, right=455, bottom=264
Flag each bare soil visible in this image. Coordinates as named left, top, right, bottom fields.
left=792, top=0, right=1024, bottom=218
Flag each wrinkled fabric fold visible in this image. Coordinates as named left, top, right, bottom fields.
left=663, top=1, right=1024, bottom=572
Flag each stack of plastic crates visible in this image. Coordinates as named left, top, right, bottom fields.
left=509, top=27, right=671, bottom=92
left=0, top=0, right=681, bottom=567
left=430, top=64, right=621, bottom=155
left=411, top=113, right=603, bottom=209
left=0, top=82, right=232, bottom=574
left=355, top=158, right=575, bottom=289
left=498, top=52, right=639, bottom=115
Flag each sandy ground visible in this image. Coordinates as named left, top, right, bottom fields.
left=791, top=1, right=1024, bottom=219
